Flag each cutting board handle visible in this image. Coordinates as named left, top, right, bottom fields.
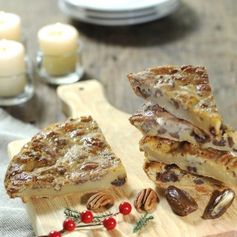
left=57, top=80, right=111, bottom=118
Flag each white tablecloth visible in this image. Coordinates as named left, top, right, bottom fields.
left=0, top=109, right=39, bottom=237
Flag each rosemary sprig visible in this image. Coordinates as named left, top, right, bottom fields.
left=76, top=223, right=102, bottom=228
left=38, top=223, right=102, bottom=237
left=93, top=212, right=118, bottom=223
left=64, top=208, right=119, bottom=223
left=64, top=208, right=80, bottom=220
left=133, top=212, right=154, bottom=233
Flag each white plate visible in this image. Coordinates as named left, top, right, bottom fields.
left=62, top=0, right=158, bottom=18
left=59, top=0, right=180, bottom=26
left=65, top=0, right=177, bottom=12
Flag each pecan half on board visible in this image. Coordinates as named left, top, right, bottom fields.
left=134, top=188, right=159, bottom=213
left=86, top=192, right=114, bottom=213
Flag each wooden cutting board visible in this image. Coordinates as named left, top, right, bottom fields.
left=8, top=80, right=237, bottom=237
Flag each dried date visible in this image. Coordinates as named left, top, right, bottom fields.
left=202, top=189, right=235, bottom=219
left=165, top=186, right=198, bottom=216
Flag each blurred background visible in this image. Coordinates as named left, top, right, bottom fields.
left=0, top=0, right=236, bottom=128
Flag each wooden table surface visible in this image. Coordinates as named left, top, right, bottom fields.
left=1, top=0, right=237, bottom=129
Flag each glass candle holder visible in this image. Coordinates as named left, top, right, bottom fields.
left=36, top=45, right=84, bottom=85
left=20, top=32, right=28, bottom=50
left=0, top=57, right=34, bottom=106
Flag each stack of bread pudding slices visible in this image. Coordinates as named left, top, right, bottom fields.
left=128, top=65, right=236, bottom=218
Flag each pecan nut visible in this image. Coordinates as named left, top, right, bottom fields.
left=202, top=188, right=235, bottom=219
left=165, top=186, right=198, bottom=216
left=134, top=188, right=159, bottom=213
left=86, top=192, right=114, bottom=213
left=81, top=162, right=99, bottom=171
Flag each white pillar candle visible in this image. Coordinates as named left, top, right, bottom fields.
left=38, top=23, right=79, bottom=76
left=0, top=40, right=26, bottom=97
left=0, top=12, right=21, bottom=41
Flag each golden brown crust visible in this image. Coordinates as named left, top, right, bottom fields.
left=5, top=116, right=126, bottom=199
left=128, top=65, right=222, bottom=135
left=128, top=65, right=211, bottom=101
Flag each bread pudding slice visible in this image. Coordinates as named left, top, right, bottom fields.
left=144, top=161, right=226, bottom=194
left=5, top=116, right=127, bottom=201
left=130, top=102, right=237, bottom=154
left=128, top=65, right=222, bottom=136
left=140, top=136, right=237, bottom=186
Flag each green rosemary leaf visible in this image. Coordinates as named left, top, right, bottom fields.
left=64, top=208, right=80, bottom=219
left=133, top=213, right=154, bottom=233
left=94, top=212, right=118, bottom=219
left=94, top=213, right=112, bottom=219
left=93, top=212, right=119, bottom=223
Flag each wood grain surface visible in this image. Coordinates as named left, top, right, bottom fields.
left=1, top=0, right=237, bottom=130
left=8, top=80, right=237, bottom=237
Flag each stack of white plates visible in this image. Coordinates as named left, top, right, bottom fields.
left=58, top=0, right=180, bottom=26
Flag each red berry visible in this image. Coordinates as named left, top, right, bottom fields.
left=63, top=218, right=76, bottom=232
left=103, top=217, right=117, bottom=231
left=119, top=202, right=132, bottom=215
left=48, top=230, right=62, bottom=237
left=80, top=210, right=93, bottom=223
